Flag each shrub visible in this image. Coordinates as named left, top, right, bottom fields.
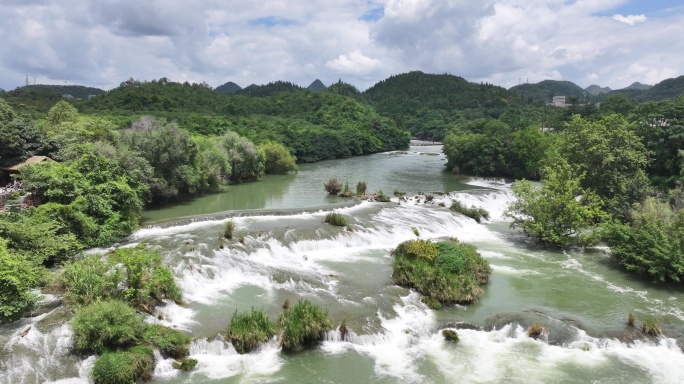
left=393, top=189, right=405, bottom=197
left=278, top=300, right=333, bottom=351
left=0, top=239, right=42, bottom=324
left=392, top=239, right=439, bottom=261
left=339, top=319, right=349, bottom=341
left=222, top=220, right=235, bottom=240
left=375, top=190, right=391, bottom=202
left=59, top=256, right=118, bottom=306
left=172, top=357, right=198, bottom=371
left=628, top=311, right=636, bottom=327
left=423, top=296, right=442, bottom=310
left=434, top=249, right=465, bottom=275
left=450, top=200, right=490, bottom=223
left=325, top=212, right=348, bottom=227
left=107, top=245, right=182, bottom=309
left=143, top=324, right=191, bottom=358
left=442, top=329, right=459, bottom=343
left=411, top=227, right=419, bottom=237
left=260, top=142, right=298, bottom=174
left=391, top=240, right=491, bottom=305
left=527, top=324, right=544, bottom=339
left=324, top=178, right=342, bottom=195
left=92, top=346, right=154, bottom=384
left=356, top=181, right=367, bottom=195
left=71, top=300, right=146, bottom=354
left=227, top=308, right=277, bottom=354
left=641, top=315, right=662, bottom=336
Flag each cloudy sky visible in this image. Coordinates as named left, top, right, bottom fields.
left=1, top=0, right=682, bottom=92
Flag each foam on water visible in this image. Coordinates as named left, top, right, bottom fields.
left=188, top=336, right=283, bottom=381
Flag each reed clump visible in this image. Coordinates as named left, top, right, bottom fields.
left=325, top=212, right=348, bottom=227
left=450, top=199, right=490, bottom=223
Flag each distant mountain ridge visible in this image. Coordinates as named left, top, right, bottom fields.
left=17, top=84, right=105, bottom=99
left=585, top=84, right=612, bottom=95
left=509, top=80, right=587, bottom=103
left=624, top=82, right=652, bottom=91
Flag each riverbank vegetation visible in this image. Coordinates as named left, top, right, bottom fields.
left=391, top=239, right=492, bottom=306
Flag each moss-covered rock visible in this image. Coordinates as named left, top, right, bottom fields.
left=92, top=346, right=154, bottom=384
left=227, top=308, right=276, bottom=354
left=172, top=357, right=198, bottom=371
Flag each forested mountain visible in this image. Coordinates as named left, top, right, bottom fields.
left=235, top=81, right=305, bottom=97
left=307, top=79, right=327, bottom=92
left=215, top=81, right=242, bottom=94
left=624, top=82, right=652, bottom=90
left=363, top=71, right=517, bottom=140
left=75, top=79, right=409, bottom=162
left=19, top=84, right=105, bottom=99
left=508, top=80, right=588, bottom=103
left=585, top=84, right=612, bottom=95
left=606, top=76, right=684, bottom=102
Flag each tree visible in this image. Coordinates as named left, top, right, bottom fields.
left=45, top=100, right=79, bottom=126
left=220, top=131, right=265, bottom=183
left=505, top=156, right=606, bottom=247
left=558, top=114, right=651, bottom=218
left=260, top=142, right=297, bottom=174
left=0, top=238, right=42, bottom=324
left=0, top=118, right=48, bottom=166
left=603, top=198, right=684, bottom=282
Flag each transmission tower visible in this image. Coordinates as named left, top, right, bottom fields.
left=25, top=75, right=29, bottom=86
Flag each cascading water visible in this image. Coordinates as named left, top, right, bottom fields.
left=3, top=146, right=684, bottom=383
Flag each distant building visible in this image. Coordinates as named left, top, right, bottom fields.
left=552, top=96, right=566, bottom=107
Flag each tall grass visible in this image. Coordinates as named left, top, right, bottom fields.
left=278, top=300, right=333, bottom=351
left=450, top=199, right=490, bottom=223
left=227, top=308, right=277, bottom=354
left=356, top=181, right=367, bottom=195
left=91, top=346, right=154, bottom=384
left=325, top=212, right=348, bottom=227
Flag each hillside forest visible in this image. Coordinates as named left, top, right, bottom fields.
left=0, top=71, right=683, bottom=327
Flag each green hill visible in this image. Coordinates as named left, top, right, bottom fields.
left=235, top=81, right=304, bottom=97
left=307, top=79, right=327, bottom=92
left=624, top=82, right=652, bottom=91
left=585, top=84, right=612, bottom=95
left=603, top=76, right=684, bottom=102
left=509, top=80, right=587, bottom=103
left=20, top=84, right=105, bottom=99
left=75, top=79, right=409, bottom=162
left=363, top=71, right=516, bottom=140
left=215, top=81, right=242, bottom=94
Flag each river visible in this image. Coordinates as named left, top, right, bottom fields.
left=2, top=145, right=684, bottom=383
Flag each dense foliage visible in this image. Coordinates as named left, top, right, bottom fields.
left=391, top=239, right=491, bottom=305
left=71, top=300, right=146, bottom=354
left=91, top=346, right=155, bottom=384
left=603, top=198, right=684, bottom=282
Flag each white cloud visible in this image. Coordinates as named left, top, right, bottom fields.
left=325, top=50, right=381, bottom=75
left=0, top=1, right=681, bottom=91
left=612, top=14, right=647, bottom=25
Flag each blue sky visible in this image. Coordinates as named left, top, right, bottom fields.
left=0, top=0, right=682, bottom=91
left=596, top=0, right=684, bottom=17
